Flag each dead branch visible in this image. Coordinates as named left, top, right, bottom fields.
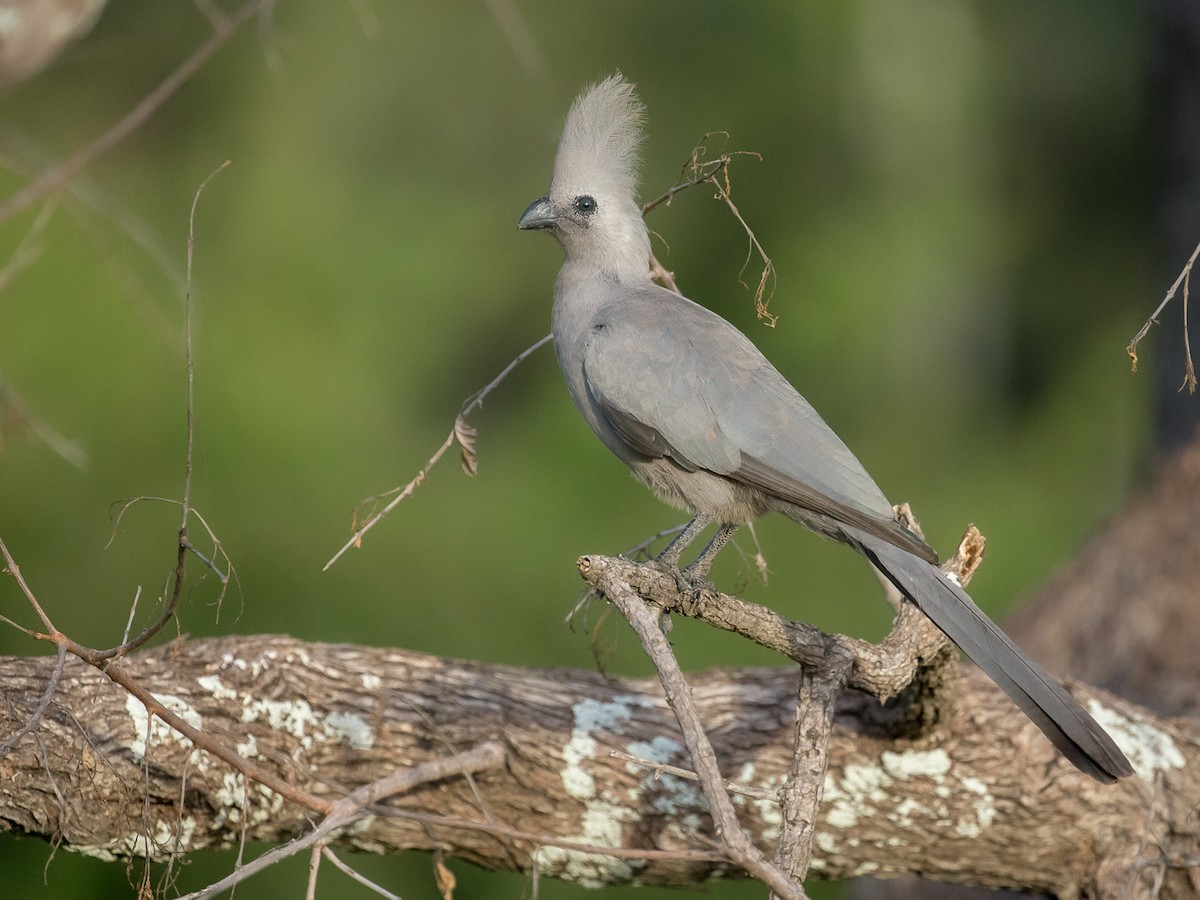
left=178, top=741, right=506, bottom=900
left=0, top=635, right=1189, bottom=897
left=576, top=521, right=984, bottom=708
left=644, top=133, right=777, bottom=323
left=1126, top=238, right=1200, bottom=389
left=580, top=554, right=807, bottom=899
left=577, top=513, right=978, bottom=896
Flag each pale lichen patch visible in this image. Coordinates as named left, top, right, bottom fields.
left=325, top=710, right=375, bottom=750
left=539, top=696, right=661, bottom=887
left=1088, top=700, right=1186, bottom=780
left=240, top=697, right=320, bottom=743
left=196, top=673, right=239, bottom=701
left=957, top=776, right=995, bottom=838
left=823, top=750, right=996, bottom=840
left=125, top=693, right=201, bottom=759
left=880, top=748, right=951, bottom=779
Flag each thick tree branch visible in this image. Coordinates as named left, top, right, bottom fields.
left=0, top=635, right=1191, bottom=897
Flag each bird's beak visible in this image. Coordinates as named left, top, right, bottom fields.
left=518, top=196, right=556, bottom=230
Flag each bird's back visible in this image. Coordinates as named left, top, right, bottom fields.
left=554, top=272, right=934, bottom=559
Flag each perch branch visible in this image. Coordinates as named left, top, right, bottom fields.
left=580, top=555, right=808, bottom=900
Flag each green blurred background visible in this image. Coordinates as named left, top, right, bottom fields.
left=0, top=1, right=1163, bottom=897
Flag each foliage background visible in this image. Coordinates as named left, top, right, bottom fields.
left=0, top=2, right=1158, bottom=897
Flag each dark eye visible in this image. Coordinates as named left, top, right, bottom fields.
left=573, top=195, right=597, bottom=215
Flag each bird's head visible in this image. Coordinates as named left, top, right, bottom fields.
left=519, top=73, right=652, bottom=282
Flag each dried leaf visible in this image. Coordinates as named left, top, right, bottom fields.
left=454, top=415, right=478, bottom=477
left=433, top=850, right=457, bottom=900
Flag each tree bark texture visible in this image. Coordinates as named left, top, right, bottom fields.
left=0, top=636, right=1194, bottom=897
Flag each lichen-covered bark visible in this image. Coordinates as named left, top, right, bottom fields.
left=0, top=636, right=1193, bottom=896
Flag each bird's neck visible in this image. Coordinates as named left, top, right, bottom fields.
left=560, top=209, right=653, bottom=284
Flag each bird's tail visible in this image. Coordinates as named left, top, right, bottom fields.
left=844, top=528, right=1133, bottom=783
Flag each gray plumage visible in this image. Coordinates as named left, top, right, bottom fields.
left=519, top=74, right=1133, bottom=784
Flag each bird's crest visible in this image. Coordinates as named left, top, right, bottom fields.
left=552, top=73, right=645, bottom=199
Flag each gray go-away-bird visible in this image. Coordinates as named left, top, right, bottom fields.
left=518, top=74, right=1132, bottom=783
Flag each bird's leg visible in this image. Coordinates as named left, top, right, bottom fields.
left=655, top=514, right=712, bottom=568
left=650, top=514, right=716, bottom=595
left=680, top=522, right=739, bottom=585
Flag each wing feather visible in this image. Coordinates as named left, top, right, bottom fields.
left=581, top=285, right=935, bottom=561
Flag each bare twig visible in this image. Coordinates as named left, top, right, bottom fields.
left=623, top=523, right=689, bottom=560
left=324, top=332, right=554, bottom=569
left=91, top=161, right=234, bottom=661
left=382, top=807, right=727, bottom=864
left=608, top=749, right=775, bottom=801
left=649, top=254, right=682, bottom=295
left=580, top=555, right=807, bottom=900
left=0, top=643, right=66, bottom=760
left=177, top=741, right=506, bottom=900
left=1127, top=238, right=1200, bottom=380
left=1181, top=265, right=1196, bottom=394
left=322, top=847, right=403, bottom=899
left=0, top=197, right=57, bottom=297
left=643, top=134, right=776, bottom=324
left=0, top=538, right=57, bottom=634
left=0, top=2, right=264, bottom=225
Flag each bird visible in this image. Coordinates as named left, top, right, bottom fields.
left=518, top=73, right=1133, bottom=784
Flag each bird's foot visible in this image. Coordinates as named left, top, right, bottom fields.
left=646, top=557, right=715, bottom=597
left=678, top=564, right=717, bottom=597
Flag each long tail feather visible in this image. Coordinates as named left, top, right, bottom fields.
left=847, top=529, right=1133, bottom=783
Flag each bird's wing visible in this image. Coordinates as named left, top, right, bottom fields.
left=582, top=287, right=935, bottom=561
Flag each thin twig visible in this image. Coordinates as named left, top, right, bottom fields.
left=609, top=749, right=776, bottom=801
left=324, top=333, right=553, bottom=570
left=643, top=134, right=776, bottom=324
left=1181, top=266, right=1196, bottom=394
left=0, top=538, right=57, bottom=634
left=648, top=254, right=681, bottom=295
left=381, top=808, right=727, bottom=863
left=483, top=0, right=546, bottom=79
left=0, top=376, right=89, bottom=469
left=305, top=840, right=322, bottom=900
left=92, top=162, right=234, bottom=661
left=1127, top=238, right=1200, bottom=375
left=0, top=643, right=66, bottom=760
left=322, top=847, right=402, bottom=900
left=108, top=657, right=335, bottom=814
left=177, top=741, right=506, bottom=900
left=0, top=197, right=57, bottom=296
left=120, top=586, right=142, bottom=645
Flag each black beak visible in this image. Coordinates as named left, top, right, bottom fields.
left=518, top=196, right=556, bottom=230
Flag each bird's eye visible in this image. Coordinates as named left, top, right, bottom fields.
left=573, top=195, right=597, bottom=215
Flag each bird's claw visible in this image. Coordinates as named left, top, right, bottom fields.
left=646, top=558, right=715, bottom=597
